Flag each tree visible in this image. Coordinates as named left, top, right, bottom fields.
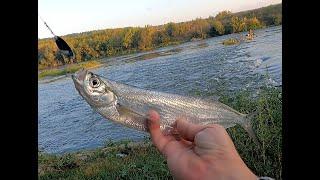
left=245, top=17, right=263, bottom=30
left=54, top=51, right=66, bottom=64
left=122, top=28, right=135, bottom=49
left=273, top=14, right=282, bottom=25
left=210, top=20, right=225, bottom=36
left=215, top=11, right=232, bottom=20
left=231, top=16, right=247, bottom=33
left=138, top=26, right=155, bottom=50
left=224, top=24, right=233, bottom=34
left=189, top=18, right=211, bottom=39
left=165, top=22, right=177, bottom=38
left=131, top=28, right=141, bottom=49
left=153, top=29, right=170, bottom=46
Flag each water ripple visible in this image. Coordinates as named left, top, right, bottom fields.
left=39, top=26, right=282, bottom=154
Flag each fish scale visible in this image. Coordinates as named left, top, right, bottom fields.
left=72, top=69, right=259, bottom=144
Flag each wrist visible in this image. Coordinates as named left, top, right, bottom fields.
left=228, top=160, right=257, bottom=180
left=204, top=157, right=257, bottom=180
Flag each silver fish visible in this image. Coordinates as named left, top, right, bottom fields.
left=72, top=69, right=259, bottom=144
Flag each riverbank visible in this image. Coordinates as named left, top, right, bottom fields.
left=38, top=87, right=282, bottom=179
left=38, top=60, right=102, bottom=80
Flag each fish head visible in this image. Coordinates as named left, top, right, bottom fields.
left=72, top=69, right=116, bottom=107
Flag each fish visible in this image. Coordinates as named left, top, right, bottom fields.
left=72, top=69, right=259, bottom=144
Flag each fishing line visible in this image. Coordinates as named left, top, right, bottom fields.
left=39, top=15, right=75, bottom=59
left=39, top=15, right=56, bottom=37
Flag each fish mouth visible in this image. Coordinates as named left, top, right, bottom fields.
left=72, top=68, right=88, bottom=87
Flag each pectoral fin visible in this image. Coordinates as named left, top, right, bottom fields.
left=116, top=104, right=148, bottom=131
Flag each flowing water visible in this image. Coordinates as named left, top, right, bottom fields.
left=38, top=26, right=282, bottom=154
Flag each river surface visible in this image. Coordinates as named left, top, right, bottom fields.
left=38, top=26, right=282, bottom=154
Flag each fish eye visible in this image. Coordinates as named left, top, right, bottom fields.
left=89, top=77, right=100, bottom=88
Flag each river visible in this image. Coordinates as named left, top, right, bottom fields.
left=38, top=26, right=282, bottom=154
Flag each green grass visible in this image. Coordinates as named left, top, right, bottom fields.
left=220, top=87, right=282, bottom=179
left=38, top=87, right=282, bottom=179
left=39, top=140, right=170, bottom=179
left=38, top=60, right=102, bottom=79
left=222, top=38, right=240, bottom=45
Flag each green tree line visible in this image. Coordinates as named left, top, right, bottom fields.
left=38, top=3, right=281, bottom=69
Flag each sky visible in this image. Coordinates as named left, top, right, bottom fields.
left=38, top=0, right=282, bottom=39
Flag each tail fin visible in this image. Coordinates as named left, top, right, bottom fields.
left=241, top=112, right=261, bottom=146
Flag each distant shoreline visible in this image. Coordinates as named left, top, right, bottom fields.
left=38, top=3, right=282, bottom=70
left=38, top=25, right=282, bottom=81
left=38, top=60, right=102, bottom=81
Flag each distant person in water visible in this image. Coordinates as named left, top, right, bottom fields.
left=246, top=29, right=255, bottom=40
left=147, top=110, right=274, bottom=180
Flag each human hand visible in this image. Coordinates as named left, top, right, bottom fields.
left=147, top=110, right=257, bottom=180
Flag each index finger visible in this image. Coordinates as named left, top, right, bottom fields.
left=147, top=110, right=170, bottom=152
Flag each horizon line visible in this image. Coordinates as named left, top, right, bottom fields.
left=39, top=3, right=281, bottom=40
